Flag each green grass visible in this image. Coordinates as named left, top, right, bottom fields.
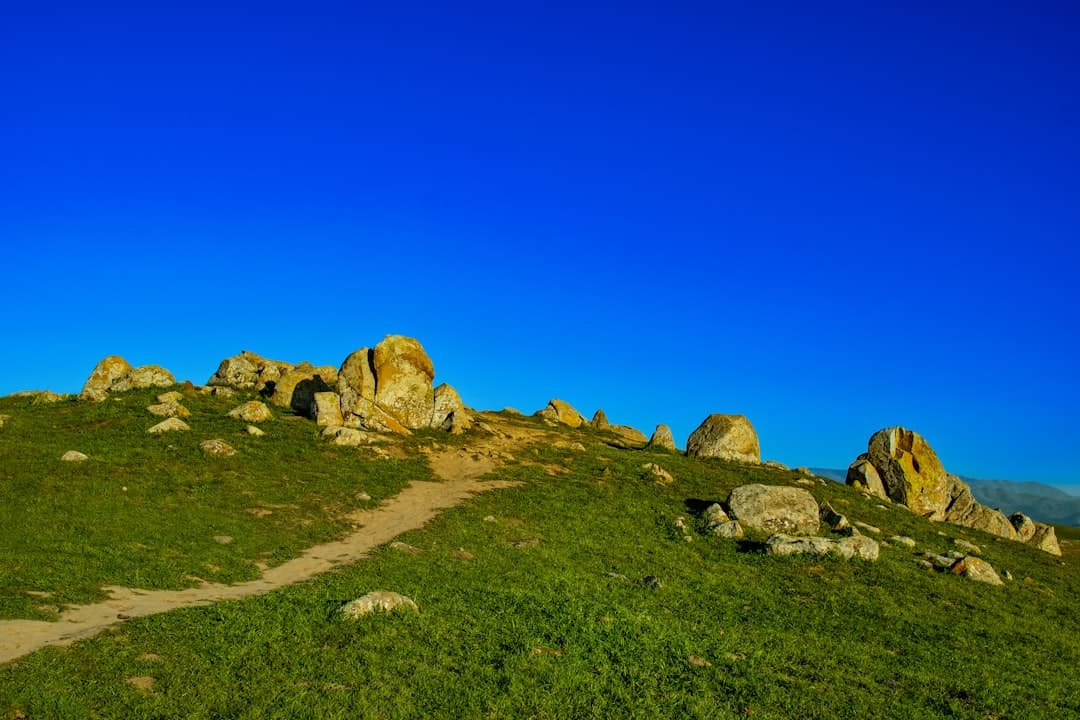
left=1, top=394, right=1079, bottom=718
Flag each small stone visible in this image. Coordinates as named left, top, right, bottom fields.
left=688, top=655, right=712, bottom=668
left=322, top=426, right=375, bottom=447
left=227, top=401, right=273, bottom=423
left=853, top=521, right=881, bottom=534
left=952, top=555, right=1003, bottom=586
left=199, top=439, right=236, bottom=457
left=712, top=520, right=744, bottom=539
left=795, top=478, right=815, bottom=487
left=61, top=451, right=89, bottom=462
left=1001, top=569, right=1014, bottom=581
left=147, top=401, right=190, bottom=418
left=641, top=463, right=674, bottom=484
left=147, top=418, right=190, bottom=434
left=483, top=515, right=497, bottom=523
left=157, top=391, right=184, bottom=403
left=340, top=591, right=418, bottom=618
left=915, top=559, right=935, bottom=570
left=245, top=425, right=265, bottom=437
left=889, top=535, right=916, bottom=548
left=704, top=503, right=729, bottom=525
left=953, top=538, right=982, bottom=555
left=213, top=535, right=233, bottom=544
left=390, top=541, right=422, bottom=555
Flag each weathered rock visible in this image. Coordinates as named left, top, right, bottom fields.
left=703, top=503, right=729, bottom=526
left=431, top=384, right=464, bottom=428
left=764, top=461, right=789, bottom=471
left=147, top=418, right=190, bottom=434
left=372, top=335, right=436, bottom=429
left=157, top=391, right=184, bottom=404
left=838, top=534, right=880, bottom=560
left=943, top=475, right=1017, bottom=540
left=685, top=414, right=760, bottom=463
left=951, top=555, right=1003, bottom=586
left=80, top=356, right=133, bottom=401
left=536, top=399, right=587, bottom=428
left=339, top=591, right=418, bottom=618
left=245, top=425, right=265, bottom=437
left=889, top=535, right=917, bottom=548
left=845, top=455, right=887, bottom=498
left=866, top=427, right=950, bottom=519
left=227, top=401, right=273, bottom=423
left=146, top=401, right=190, bottom=419
left=954, top=538, right=982, bottom=555
left=603, top=424, right=650, bottom=449
left=766, top=533, right=878, bottom=560
left=1009, top=512, right=1037, bottom=542
left=207, top=350, right=293, bottom=392
left=269, top=363, right=335, bottom=415
left=641, top=463, right=674, bottom=484
left=647, top=424, right=677, bottom=451
left=853, top=521, right=881, bottom=535
left=727, top=484, right=819, bottom=535
left=31, top=391, right=66, bottom=405
left=591, top=409, right=609, bottom=429
left=111, top=365, right=174, bottom=393
left=1029, top=523, right=1062, bottom=556
left=311, top=392, right=344, bottom=427
left=441, top=409, right=473, bottom=435
left=712, top=521, right=744, bottom=539
left=338, top=347, right=378, bottom=420
left=322, top=426, right=377, bottom=447
left=61, top=451, right=88, bottom=462
left=199, top=439, right=236, bottom=457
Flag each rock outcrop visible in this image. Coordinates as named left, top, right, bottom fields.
left=685, top=414, right=760, bottom=463
left=647, top=424, right=677, bottom=451
left=80, top=356, right=175, bottom=401
left=848, top=427, right=1062, bottom=555
left=727, top=484, right=819, bottom=535
left=591, top=409, right=609, bottom=429
left=535, top=399, right=587, bottom=428
left=207, top=351, right=293, bottom=393
left=268, top=363, right=336, bottom=414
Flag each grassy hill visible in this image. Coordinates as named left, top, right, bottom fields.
left=1, top=389, right=1079, bottom=719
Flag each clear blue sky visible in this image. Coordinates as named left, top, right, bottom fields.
left=2, top=2, right=1078, bottom=491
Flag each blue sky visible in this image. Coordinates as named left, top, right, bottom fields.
left=2, top=2, right=1078, bottom=492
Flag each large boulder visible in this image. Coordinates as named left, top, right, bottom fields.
left=268, top=363, right=336, bottom=415
left=849, top=427, right=950, bottom=519
left=685, top=414, right=760, bottom=463
left=79, top=356, right=175, bottom=401
left=602, top=424, right=650, bottom=450
left=535, top=399, right=587, bottom=428
left=372, top=335, right=436, bottom=429
left=647, top=424, right=677, bottom=451
left=727, top=484, right=820, bottom=535
left=207, top=350, right=293, bottom=392
left=338, top=347, right=378, bottom=420
left=79, top=356, right=133, bottom=401
left=431, top=383, right=465, bottom=428
left=942, top=475, right=1017, bottom=540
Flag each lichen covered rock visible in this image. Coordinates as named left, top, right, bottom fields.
left=685, top=414, right=760, bottom=463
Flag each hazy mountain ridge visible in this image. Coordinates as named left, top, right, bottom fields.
left=811, top=468, right=1080, bottom=527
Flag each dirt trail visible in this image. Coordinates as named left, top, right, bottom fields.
left=0, top=444, right=522, bottom=665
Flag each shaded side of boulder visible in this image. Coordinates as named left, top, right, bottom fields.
left=685, top=414, right=760, bottom=463
left=647, top=424, right=677, bottom=451
left=727, top=484, right=819, bottom=535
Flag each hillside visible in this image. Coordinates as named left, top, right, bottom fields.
left=812, top=468, right=1080, bottom=528
left=1, top=367, right=1078, bottom=718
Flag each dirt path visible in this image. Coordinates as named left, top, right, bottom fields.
left=0, top=445, right=521, bottom=665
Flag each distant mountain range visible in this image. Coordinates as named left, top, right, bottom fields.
left=810, top=469, right=1080, bottom=528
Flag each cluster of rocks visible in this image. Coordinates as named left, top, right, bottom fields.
left=79, top=356, right=175, bottom=401
left=534, top=398, right=676, bottom=451
left=704, top=483, right=881, bottom=561
left=847, top=427, right=1061, bottom=555
left=916, top=551, right=1005, bottom=586
left=207, top=335, right=469, bottom=436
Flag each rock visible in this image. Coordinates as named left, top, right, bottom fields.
left=1029, top=523, right=1062, bottom=556
left=953, top=538, right=982, bottom=555
left=727, top=484, right=819, bottom=535
left=853, top=521, right=881, bottom=535
left=845, top=455, right=887, bottom=499
left=685, top=414, right=760, bottom=463
left=311, top=392, right=344, bottom=427
left=79, top=356, right=133, bottom=401
left=591, top=409, right=609, bottom=429
left=372, top=335, right=436, bottom=428
left=765, top=533, right=878, bottom=559
left=536, top=399, right=587, bottom=428
left=641, top=463, right=674, bottom=484
left=245, top=425, right=265, bottom=437
left=837, top=534, right=880, bottom=560
left=31, top=391, right=66, bottom=405
left=207, top=351, right=292, bottom=392
left=764, top=461, right=789, bottom=470
left=922, top=552, right=958, bottom=570
left=269, top=363, right=335, bottom=415
left=322, top=426, right=376, bottom=447
left=943, top=475, right=1017, bottom=540
left=1009, top=513, right=1037, bottom=542
left=647, top=424, right=677, bottom=450
left=340, top=591, right=419, bottom=618
left=890, top=535, right=917, bottom=548
left=227, top=401, right=273, bottom=423
left=146, top=401, right=190, bottom=419
left=157, top=391, right=184, bottom=403
left=862, top=427, right=951, bottom=518
left=0, top=414, right=9, bottom=428
left=952, top=556, right=1003, bottom=586
left=795, top=466, right=814, bottom=476
left=147, top=418, right=190, bottom=434
left=199, top=439, right=236, bottom=457
left=431, top=384, right=465, bottom=428
left=703, top=503, right=729, bottom=526
left=794, top=478, right=815, bottom=487
left=712, top=521, right=744, bottom=539
left=1001, top=569, right=1014, bottom=581
left=603, top=424, right=650, bottom=449
left=338, top=347, right=378, bottom=420
left=915, top=559, right=935, bottom=571
left=819, top=503, right=849, bottom=532
left=110, top=365, right=174, bottom=393
left=61, top=451, right=88, bottom=462
left=441, top=409, right=474, bottom=435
